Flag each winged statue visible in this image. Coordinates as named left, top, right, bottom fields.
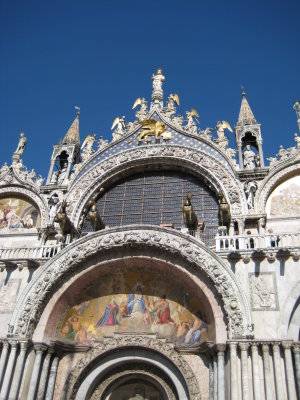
left=111, top=116, right=126, bottom=141
left=132, top=97, right=148, bottom=120
left=216, top=121, right=233, bottom=138
left=81, top=134, right=96, bottom=150
left=163, top=93, right=180, bottom=118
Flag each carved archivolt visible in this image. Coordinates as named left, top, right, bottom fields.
left=10, top=226, right=251, bottom=339
left=0, top=185, right=49, bottom=228
left=66, top=335, right=200, bottom=400
left=256, top=158, right=300, bottom=213
left=89, top=363, right=177, bottom=400
left=66, top=145, right=246, bottom=226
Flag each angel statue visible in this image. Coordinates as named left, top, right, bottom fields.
left=185, top=109, right=199, bottom=135
left=214, top=121, right=233, bottom=150
left=14, top=132, right=27, bottom=156
left=97, top=136, right=108, bottom=151
left=111, top=116, right=126, bottom=141
left=132, top=97, right=148, bottom=121
left=81, top=134, right=96, bottom=161
left=163, top=93, right=179, bottom=119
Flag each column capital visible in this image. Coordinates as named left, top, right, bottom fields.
left=229, top=342, right=238, bottom=350
left=272, top=343, right=280, bottom=352
left=282, top=340, right=293, bottom=350
left=33, top=343, right=48, bottom=352
left=8, top=340, right=19, bottom=348
left=262, top=343, right=270, bottom=352
left=239, top=342, right=249, bottom=351
left=1, top=340, right=9, bottom=349
left=293, top=343, right=300, bottom=353
left=216, top=343, right=227, bottom=353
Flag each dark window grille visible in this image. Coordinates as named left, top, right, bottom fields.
left=82, top=171, right=219, bottom=246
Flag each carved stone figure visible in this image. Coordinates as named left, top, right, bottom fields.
left=163, top=93, right=179, bottom=119
left=277, top=145, right=289, bottom=160
left=97, top=136, right=108, bottom=151
left=48, top=195, right=60, bottom=226
left=0, top=163, right=9, bottom=176
left=244, top=181, right=257, bottom=209
left=172, top=115, right=184, bottom=129
left=111, top=116, right=126, bottom=141
left=133, top=97, right=149, bottom=121
left=185, top=111, right=198, bottom=135
left=294, top=133, right=300, bottom=149
left=267, top=156, right=278, bottom=167
left=182, top=193, right=198, bottom=230
left=81, top=134, right=96, bottom=161
left=87, top=200, right=105, bottom=231
left=57, top=162, right=68, bottom=185
left=152, top=67, right=165, bottom=92
left=243, top=145, right=256, bottom=169
left=14, top=132, right=27, bottom=156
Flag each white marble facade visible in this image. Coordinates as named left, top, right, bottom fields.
left=0, top=71, right=299, bottom=399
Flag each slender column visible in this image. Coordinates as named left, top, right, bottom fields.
left=251, top=343, right=261, bottom=400
left=213, top=354, right=218, bottom=400
left=217, top=344, right=226, bottom=400
left=292, top=344, right=300, bottom=399
left=238, top=143, right=243, bottom=169
left=229, top=343, right=238, bottom=400
left=0, top=342, right=10, bottom=389
left=272, top=343, right=284, bottom=400
left=282, top=341, right=296, bottom=400
left=45, top=356, right=59, bottom=400
left=239, top=342, right=250, bottom=400
left=27, top=343, right=48, bottom=400
left=37, top=347, right=54, bottom=400
left=46, top=159, right=55, bottom=184
left=209, top=356, right=214, bottom=400
left=262, top=344, right=273, bottom=400
left=8, top=340, right=30, bottom=400
left=257, top=139, right=264, bottom=168
left=0, top=341, right=18, bottom=400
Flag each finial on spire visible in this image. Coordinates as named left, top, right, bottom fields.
left=151, top=67, right=165, bottom=110
left=75, top=106, right=80, bottom=116
left=241, top=85, right=246, bottom=97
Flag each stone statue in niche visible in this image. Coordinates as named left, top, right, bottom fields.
left=243, top=145, right=256, bottom=169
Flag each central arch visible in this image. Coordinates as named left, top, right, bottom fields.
left=10, top=226, right=252, bottom=340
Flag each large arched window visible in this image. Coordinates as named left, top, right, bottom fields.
left=82, top=171, right=219, bottom=245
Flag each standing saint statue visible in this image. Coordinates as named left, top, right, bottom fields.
left=243, top=145, right=256, bottom=170
left=14, top=132, right=27, bottom=156
left=152, top=67, right=165, bottom=91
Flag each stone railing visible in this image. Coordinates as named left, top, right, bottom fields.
left=216, top=232, right=300, bottom=252
left=0, top=244, right=63, bottom=261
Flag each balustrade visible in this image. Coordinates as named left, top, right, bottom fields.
left=0, top=244, right=63, bottom=261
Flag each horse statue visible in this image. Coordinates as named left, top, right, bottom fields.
left=87, top=200, right=105, bottom=231
left=182, top=193, right=198, bottom=231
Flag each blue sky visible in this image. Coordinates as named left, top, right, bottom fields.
left=0, top=0, right=299, bottom=177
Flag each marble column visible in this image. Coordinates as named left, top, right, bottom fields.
left=251, top=343, right=261, bottom=400
left=37, top=347, right=54, bottom=400
left=27, top=343, right=48, bottom=400
left=272, top=343, right=284, bottom=400
left=238, top=143, right=243, bottom=169
left=209, top=356, right=214, bottom=400
left=8, top=340, right=30, bottom=400
left=0, top=341, right=18, bottom=400
left=292, top=344, right=300, bottom=399
left=213, top=354, right=218, bottom=400
left=239, top=342, right=250, bottom=400
left=282, top=341, right=296, bottom=400
left=229, top=342, right=238, bottom=400
left=45, top=356, right=59, bottom=400
left=262, top=344, right=273, bottom=400
left=217, top=344, right=226, bottom=400
left=0, top=342, right=9, bottom=389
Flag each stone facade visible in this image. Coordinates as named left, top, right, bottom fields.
left=0, top=70, right=299, bottom=399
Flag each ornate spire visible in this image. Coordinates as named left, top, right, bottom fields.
left=237, top=91, right=257, bottom=126
left=62, top=110, right=80, bottom=144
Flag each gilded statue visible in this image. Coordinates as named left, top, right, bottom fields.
left=182, top=193, right=198, bottom=231
left=87, top=200, right=105, bottom=231
left=138, top=119, right=166, bottom=142
left=55, top=201, right=77, bottom=236
left=218, top=195, right=231, bottom=228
